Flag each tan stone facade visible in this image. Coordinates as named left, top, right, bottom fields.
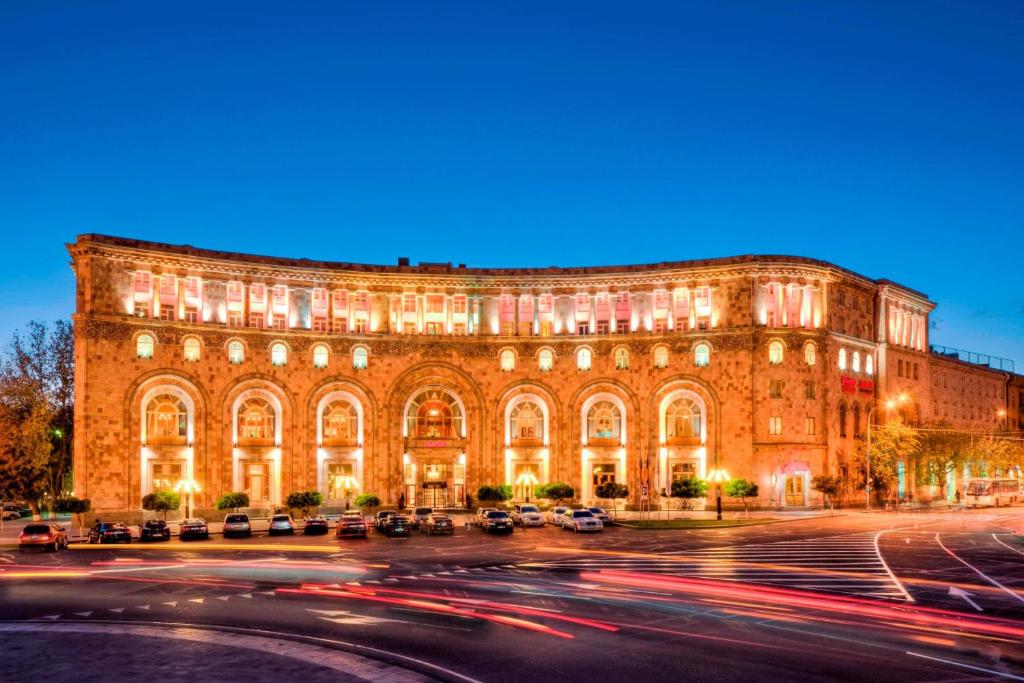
left=68, top=235, right=1019, bottom=518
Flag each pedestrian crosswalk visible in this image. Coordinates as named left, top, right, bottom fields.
left=522, top=532, right=911, bottom=601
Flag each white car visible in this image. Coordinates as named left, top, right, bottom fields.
left=546, top=506, right=569, bottom=526
left=561, top=509, right=604, bottom=533
left=511, top=504, right=544, bottom=527
left=268, top=514, right=295, bottom=535
left=223, top=513, right=252, bottom=538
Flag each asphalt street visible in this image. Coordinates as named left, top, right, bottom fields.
left=2, top=509, right=1023, bottom=682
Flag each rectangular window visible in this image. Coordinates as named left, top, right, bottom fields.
left=518, top=322, right=532, bottom=337
left=769, top=380, right=783, bottom=399
left=616, top=319, right=629, bottom=333
left=596, top=321, right=610, bottom=335
left=183, top=307, right=198, bottom=324
left=501, top=322, right=515, bottom=337
left=577, top=322, right=589, bottom=336
left=913, top=363, right=919, bottom=380
left=426, top=295, right=444, bottom=313
left=134, top=302, right=150, bottom=318
left=769, top=417, right=782, bottom=435
left=354, top=292, right=368, bottom=311
left=654, top=319, right=668, bottom=333
left=272, top=314, right=287, bottom=330
left=312, top=317, right=327, bottom=332
left=332, top=318, right=348, bottom=334
left=539, top=320, right=552, bottom=337
left=249, top=312, right=264, bottom=328
left=403, top=295, right=417, bottom=313
left=452, top=296, right=467, bottom=314
left=227, top=312, right=243, bottom=327
left=697, top=320, right=708, bottom=331
left=425, top=322, right=443, bottom=335
left=805, top=417, right=816, bottom=435
left=452, top=323, right=466, bottom=336
left=352, top=319, right=367, bottom=334
left=403, top=322, right=417, bottom=335
left=159, top=304, right=174, bottom=321
left=804, top=381, right=815, bottom=400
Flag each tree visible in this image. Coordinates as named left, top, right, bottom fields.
left=216, top=492, right=250, bottom=513
left=355, top=493, right=381, bottom=513
left=725, top=478, right=759, bottom=517
left=54, top=496, right=91, bottom=537
left=142, top=491, right=181, bottom=520
left=286, top=491, right=323, bottom=517
left=594, top=482, right=629, bottom=519
left=0, top=399, right=53, bottom=519
left=856, top=418, right=921, bottom=503
left=811, top=475, right=844, bottom=513
left=670, top=477, right=707, bottom=517
left=538, top=482, right=574, bottom=505
left=476, top=484, right=512, bottom=507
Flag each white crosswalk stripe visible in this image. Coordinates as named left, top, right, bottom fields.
left=525, top=532, right=909, bottom=601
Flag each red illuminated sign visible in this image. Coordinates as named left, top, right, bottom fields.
left=841, top=376, right=857, bottom=394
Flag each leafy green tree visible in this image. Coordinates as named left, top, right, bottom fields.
left=54, top=495, right=90, bottom=536
left=857, top=418, right=921, bottom=503
left=216, top=492, right=250, bottom=512
left=538, top=482, right=574, bottom=505
left=670, top=477, right=707, bottom=517
left=0, top=399, right=53, bottom=519
left=594, top=482, right=629, bottom=519
left=286, top=491, right=324, bottom=516
left=355, top=493, right=381, bottom=513
left=142, top=491, right=181, bottom=520
left=476, top=484, right=512, bottom=507
left=811, top=475, right=844, bottom=513
left=725, top=478, right=759, bottom=517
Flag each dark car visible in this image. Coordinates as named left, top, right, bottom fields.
left=481, top=510, right=514, bottom=534
left=421, top=513, right=454, bottom=535
left=179, top=518, right=210, bottom=540
left=88, top=522, right=132, bottom=544
left=140, top=519, right=171, bottom=542
left=303, top=515, right=329, bottom=535
left=374, top=510, right=398, bottom=532
left=18, top=523, right=68, bottom=551
left=410, top=507, right=433, bottom=530
left=383, top=514, right=411, bottom=537
left=336, top=513, right=368, bottom=538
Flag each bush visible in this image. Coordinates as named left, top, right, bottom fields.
left=355, top=493, right=381, bottom=512
left=216, top=492, right=250, bottom=512
left=538, top=482, right=574, bottom=505
left=724, top=478, right=759, bottom=516
left=142, top=491, right=181, bottom=520
left=476, top=484, right=512, bottom=505
left=286, top=491, right=324, bottom=516
left=811, top=475, right=844, bottom=512
left=594, top=482, right=629, bottom=518
left=671, top=477, right=707, bottom=500
left=54, top=496, right=91, bottom=514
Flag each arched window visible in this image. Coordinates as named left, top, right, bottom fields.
left=852, top=351, right=861, bottom=373
left=146, top=394, right=187, bottom=444
left=352, top=347, right=368, bottom=370
left=237, top=397, right=275, bottom=443
left=614, top=347, right=629, bottom=370
left=694, top=343, right=710, bottom=367
left=136, top=334, right=154, bottom=359
left=270, top=342, right=288, bottom=367
left=577, top=348, right=592, bottom=371
left=312, top=344, right=329, bottom=369
left=406, top=389, right=463, bottom=439
left=838, top=348, right=847, bottom=371
left=500, top=349, right=515, bottom=372
left=322, top=400, right=358, bottom=445
left=183, top=337, right=201, bottom=362
left=804, top=342, right=816, bottom=366
left=654, top=346, right=669, bottom=369
left=839, top=402, right=848, bottom=438
left=853, top=403, right=862, bottom=437
left=538, top=348, right=554, bottom=372
left=510, top=401, right=544, bottom=443
left=587, top=400, right=621, bottom=442
left=768, top=340, right=784, bottom=365
left=865, top=354, right=874, bottom=376
left=665, top=397, right=701, bottom=445
left=228, top=341, right=245, bottom=364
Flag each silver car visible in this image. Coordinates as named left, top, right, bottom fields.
left=268, top=514, right=295, bottom=535
left=546, top=506, right=569, bottom=526
left=512, top=504, right=544, bottom=527
left=223, top=513, right=252, bottom=538
left=561, top=509, right=604, bottom=533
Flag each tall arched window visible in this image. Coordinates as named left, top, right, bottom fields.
left=614, top=347, right=629, bottom=370
left=665, top=397, right=701, bottom=445
left=228, top=341, right=245, bottom=364
left=804, top=342, right=816, bottom=366
left=839, top=402, right=848, bottom=438
left=838, top=348, right=847, bottom=371
left=587, top=400, right=621, bottom=442
left=146, top=394, right=187, bottom=444
left=183, top=337, right=201, bottom=362
left=406, top=389, right=463, bottom=439
left=237, top=397, right=275, bottom=443
left=538, top=348, right=554, bottom=372
left=694, top=343, right=710, bottom=367
left=352, top=347, right=368, bottom=370
left=577, top=348, right=592, bottom=371
left=510, top=401, right=544, bottom=443
left=654, top=346, right=669, bottom=369
left=137, top=334, right=154, bottom=359
left=312, top=344, right=329, bottom=369
left=500, top=349, right=515, bottom=372
left=865, top=354, right=874, bottom=376
left=322, top=400, right=358, bottom=445
left=853, top=403, right=862, bottom=438
left=768, top=340, right=784, bottom=365
left=852, top=351, right=861, bottom=373
left=271, top=342, right=288, bottom=367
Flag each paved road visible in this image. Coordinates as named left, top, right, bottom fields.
left=2, top=509, right=1023, bottom=682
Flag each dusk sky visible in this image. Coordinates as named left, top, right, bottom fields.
left=1, top=1, right=1021, bottom=364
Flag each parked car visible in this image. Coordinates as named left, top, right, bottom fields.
left=2, top=503, right=23, bottom=521
left=383, top=514, right=411, bottom=537
left=336, top=513, right=368, bottom=538
left=474, top=507, right=497, bottom=527
left=223, top=513, right=252, bottom=538
left=18, top=523, right=68, bottom=551
left=304, top=515, right=329, bottom=535
left=421, top=512, right=454, bottom=535
left=481, top=510, right=514, bottom=534
left=546, top=506, right=569, bottom=526
left=561, top=509, right=603, bottom=533
left=140, top=519, right=171, bottom=542
left=180, top=518, right=210, bottom=540
left=88, top=522, right=132, bottom=544
left=511, top=504, right=544, bottom=527
left=410, top=507, right=433, bottom=530
left=587, top=507, right=612, bottom=524
left=374, top=510, right=398, bottom=532
left=269, top=514, right=295, bottom=536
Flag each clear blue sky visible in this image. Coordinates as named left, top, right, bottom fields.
left=1, top=1, right=1022, bottom=364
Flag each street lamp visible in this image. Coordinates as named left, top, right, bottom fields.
left=865, top=393, right=908, bottom=511
left=515, top=470, right=539, bottom=503
left=707, top=467, right=730, bottom=521
left=333, top=475, right=359, bottom=512
left=174, top=478, right=201, bottom=519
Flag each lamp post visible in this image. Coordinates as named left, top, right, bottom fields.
left=174, top=478, right=201, bottom=519
left=707, top=467, right=730, bottom=521
left=516, top=471, right=539, bottom=503
left=865, top=393, right=908, bottom=511
left=335, top=475, right=359, bottom=512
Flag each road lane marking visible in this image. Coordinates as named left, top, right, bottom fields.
left=905, top=651, right=1024, bottom=681
left=934, top=533, right=1024, bottom=605
left=992, top=534, right=1024, bottom=557
left=874, top=530, right=914, bottom=602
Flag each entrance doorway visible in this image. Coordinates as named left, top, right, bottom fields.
left=785, top=474, right=805, bottom=506
left=244, top=463, right=270, bottom=505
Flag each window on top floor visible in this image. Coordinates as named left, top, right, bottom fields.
left=136, top=334, right=154, bottom=359
left=614, top=348, right=629, bottom=370
left=654, top=346, right=669, bottom=369
left=183, top=337, right=200, bottom=362
left=538, top=348, right=554, bottom=372
left=577, top=348, right=592, bottom=371
left=353, top=347, right=368, bottom=370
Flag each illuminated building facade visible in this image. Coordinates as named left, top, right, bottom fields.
left=68, top=235, right=1018, bottom=518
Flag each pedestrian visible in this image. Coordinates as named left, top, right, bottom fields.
left=398, top=492, right=406, bottom=510
left=955, top=489, right=961, bottom=505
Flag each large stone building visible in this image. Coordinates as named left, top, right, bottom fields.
left=68, top=235, right=1019, bottom=519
